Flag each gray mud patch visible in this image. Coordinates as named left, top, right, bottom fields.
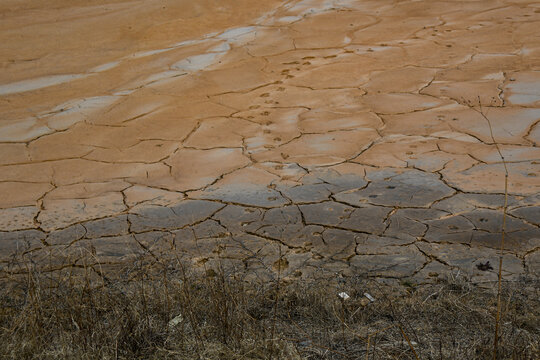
left=1, top=169, right=538, bottom=283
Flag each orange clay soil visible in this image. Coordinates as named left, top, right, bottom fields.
left=0, top=0, right=539, bottom=283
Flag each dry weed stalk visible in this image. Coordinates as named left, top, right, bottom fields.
left=0, top=251, right=538, bottom=359
left=269, top=244, right=283, bottom=360
left=398, top=324, right=420, bottom=360
left=469, top=97, right=509, bottom=360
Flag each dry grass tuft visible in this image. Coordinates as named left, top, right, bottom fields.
left=0, top=253, right=538, bottom=359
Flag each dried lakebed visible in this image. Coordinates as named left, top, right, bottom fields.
left=1, top=0, right=539, bottom=284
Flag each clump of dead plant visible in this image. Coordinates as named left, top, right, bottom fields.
left=0, top=250, right=538, bottom=360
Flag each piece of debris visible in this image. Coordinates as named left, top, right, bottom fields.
left=168, top=314, right=183, bottom=329
left=364, top=292, right=376, bottom=302
left=476, top=261, right=493, bottom=271
left=338, top=292, right=350, bottom=300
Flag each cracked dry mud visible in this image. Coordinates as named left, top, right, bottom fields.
left=1, top=0, right=539, bottom=283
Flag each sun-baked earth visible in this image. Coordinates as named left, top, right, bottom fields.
left=1, top=0, right=539, bottom=283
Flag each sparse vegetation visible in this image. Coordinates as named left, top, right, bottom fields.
left=0, top=252, right=538, bottom=359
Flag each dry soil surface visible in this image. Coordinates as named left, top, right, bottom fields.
left=1, top=0, right=539, bottom=283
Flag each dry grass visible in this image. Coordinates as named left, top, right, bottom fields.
left=0, top=252, right=538, bottom=360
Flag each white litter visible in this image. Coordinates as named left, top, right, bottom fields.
left=338, top=292, right=350, bottom=300
left=168, top=314, right=184, bottom=328
left=364, top=292, right=376, bottom=302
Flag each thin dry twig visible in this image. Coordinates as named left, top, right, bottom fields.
left=469, top=98, right=509, bottom=360
left=398, top=324, right=420, bottom=360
